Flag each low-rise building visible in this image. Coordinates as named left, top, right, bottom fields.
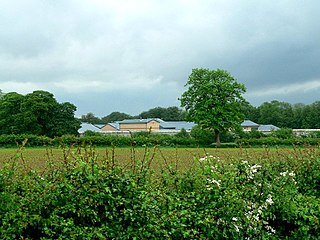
left=241, top=120, right=280, bottom=133
left=241, top=120, right=260, bottom=132
left=78, top=123, right=101, bottom=134
left=80, top=119, right=280, bottom=135
left=99, top=118, right=196, bottom=135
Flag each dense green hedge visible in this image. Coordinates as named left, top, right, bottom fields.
left=238, top=137, right=320, bottom=147
left=1, top=133, right=320, bottom=148
left=0, top=134, right=199, bottom=148
left=0, top=147, right=319, bottom=239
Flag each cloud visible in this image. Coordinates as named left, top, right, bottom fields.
left=53, top=75, right=167, bottom=93
left=0, top=0, right=320, bottom=115
left=0, top=81, right=44, bottom=94
left=247, top=80, right=320, bottom=98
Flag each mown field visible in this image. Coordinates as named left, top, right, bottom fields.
left=0, top=145, right=319, bottom=239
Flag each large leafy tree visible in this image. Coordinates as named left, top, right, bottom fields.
left=0, top=92, right=25, bottom=134
left=303, top=101, right=320, bottom=129
left=80, top=112, right=102, bottom=124
left=102, top=112, right=132, bottom=123
left=240, top=101, right=260, bottom=123
left=50, top=102, right=80, bottom=136
left=180, top=68, right=246, bottom=146
left=257, top=100, right=294, bottom=128
left=138, top=106, right=186, bottom=121
left=0, top=90, right=80, bottom=137
left=21, top=90, right=59, bottom=135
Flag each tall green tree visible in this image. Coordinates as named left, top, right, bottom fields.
left=0, top=92, right=24, bottom=134
left=304, top=101, right=320, bottom=128
left=50, top=102, right=81, bottom=136
left=163, top=106, right=187, bottom=121
left=240, top=101, right=260, bottom=123
left=180, top=68, right=246, bottom=146
left=138, top=106, right=186, bottom=121
left=292, top=103, right=306, bottom=129
left=0, top=90, right=80, bottom=137
left=101, top=112, right=132, bottom=123
left=21, top=90, right=59, bottom=135
left=139, top=107, right=166, bottom=119
left=80, top=112, right=102, bottom=124
left=257, top=100, right=294, bottom=128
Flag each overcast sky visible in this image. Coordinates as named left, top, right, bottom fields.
left=1, top=0, right=320, bottom=117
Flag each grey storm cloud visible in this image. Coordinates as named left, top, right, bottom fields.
left=1, top=0, right=320, bottom=116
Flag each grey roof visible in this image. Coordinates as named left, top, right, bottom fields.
left=108, top=122, right=120, bottom=130
left=116, top=118, right=196, bottom=130
left=258, top=124, right=280, bottom=131
left=94, top=124, right=105, bottom=129
left=118, top=118, right=164, bottom=124
left=241, top=120, right=260, bottom=127
left=79, top=123, right=101, bottom=133
left=160, top=121, right=196, bottom=130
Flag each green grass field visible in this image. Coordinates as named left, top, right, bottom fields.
left=0, top=145, right=316, bottom=174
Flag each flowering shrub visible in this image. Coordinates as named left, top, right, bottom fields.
left=0, top=146, right=319, bottom=239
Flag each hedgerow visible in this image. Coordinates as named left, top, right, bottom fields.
left=0, top=133, right=199, bottom=148
left=237, top=137, right=320, bottom=147
left=0, top=132, right=320, bottom=148
left=0, top=145, right=319, bottom=239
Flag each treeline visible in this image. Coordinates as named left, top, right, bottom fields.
left=0, top=90, right=80, bottom=137
left=242, top=100, right=320, bottom=129
left=80, top=106, right=187, bottom=124
left=81, top=100, right=320, bottom=129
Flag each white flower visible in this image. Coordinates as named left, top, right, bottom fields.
left=217, top=219, right=225, bottom=225
left=253, top=214, right=260, bottom=221
left=266, top=195, right=274, bottom=205
left=210, top=165, right=217, bottom=172
left=207, top=178, right=221, bottom=188
left=288, top=171, right=295, bottom=177
left=280, top=171, right=288, bottom=176
left=250, top=164, right=262, bottom=174
left=265, top=225, right=276, bottom=234
left=232, top=217, right=238, bottom=221
left=199, top=157, right=206, bottom=161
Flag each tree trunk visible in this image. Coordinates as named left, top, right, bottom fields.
left=214, top=129, right=221, bottom=147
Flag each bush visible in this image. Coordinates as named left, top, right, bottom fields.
left=271, top=128, right=294, bottom=139
left=238, top=137, right=320, bottom=147
left=82, top=130, right=103, bottom=137
left=175, top=128, right=190, bottom=138
left=241, top=129, right=266, bottom=139
left=0, top=146, right=319, bottom=238
left=190, top=125, right=215, bottom=146
left=0, top=133, right=199, bottom=148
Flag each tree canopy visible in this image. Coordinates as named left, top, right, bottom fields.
left=101, top=112, right=132, bottom=123
left=80, top=106, right=187, bottom=124
left=0, top=90, right=80, bottom=137
left=138, top=106, right=186, bottom=121
left=241, top=100, right=320, bottom=129
left=180, top=68, right=246, bottom=146
left=80, top=112, right=103, bottom=124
